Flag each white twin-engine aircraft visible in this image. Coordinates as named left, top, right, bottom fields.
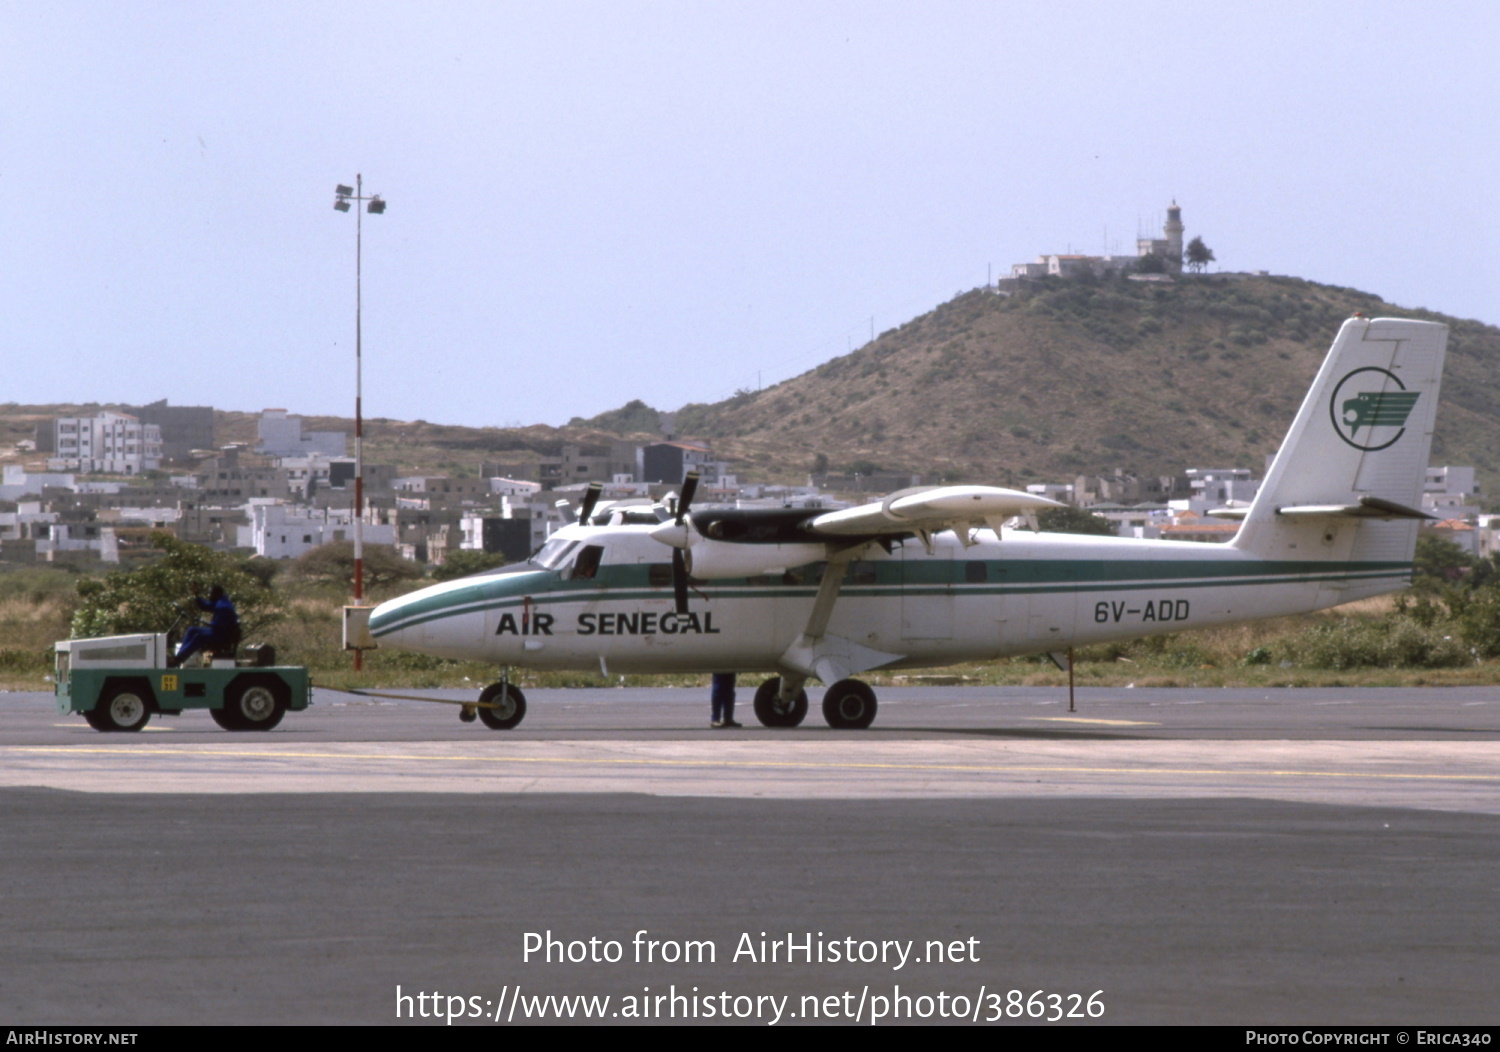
left=369, top=316, right=1448, bottom=730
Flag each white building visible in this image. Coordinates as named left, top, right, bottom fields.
left=1179, top=467, right=1261, bottom=515
left=488, top=476, right=543, bottom=499
left=1026, top=482, right=1076, bottom=504
left=276, top=454, right=355, bottom=499
left=255, top=410, right=347, bottom=458
left=1425, top=466, right=1477, bottom=496
left=49, top=412, right=162, bottom=475
left=1007, top=201, right=1187, bottom=281
left=0, top=465, right=76, bottom=501
left=239, top=503, right=395, bottom=560
left=1422, top=466, right=1481, bottom=520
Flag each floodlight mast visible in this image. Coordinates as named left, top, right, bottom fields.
left=333, top=174, right=386, bottom=670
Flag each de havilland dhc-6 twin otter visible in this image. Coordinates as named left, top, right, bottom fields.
left=367, top=316, right=1448, bottom=731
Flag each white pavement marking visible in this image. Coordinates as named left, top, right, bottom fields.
left=5, top=739, right=1500, bottom=814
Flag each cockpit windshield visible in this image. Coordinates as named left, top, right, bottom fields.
left=532, top=538, right=581, bottom=571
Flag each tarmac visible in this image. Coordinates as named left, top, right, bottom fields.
left=3, top=684, right=1497, bottom=1025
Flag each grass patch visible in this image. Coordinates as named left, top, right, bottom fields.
left=10, top=573, right=1500, bottom=694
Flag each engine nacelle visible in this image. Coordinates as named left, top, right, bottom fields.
left=685, top=539, right=828, bottom=580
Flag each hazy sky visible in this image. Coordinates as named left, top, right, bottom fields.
left=3, top=2, right=1496, bottom=428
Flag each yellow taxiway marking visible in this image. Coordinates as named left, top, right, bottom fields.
left=10, top=745, right=1500, bottom=784
left=1025, top=717, right=1160, bottom=727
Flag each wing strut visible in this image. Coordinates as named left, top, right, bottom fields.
left=778, top=544, right=903, bottom=685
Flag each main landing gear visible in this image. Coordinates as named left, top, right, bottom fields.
left=821, top=678, right=878, bottom=730
left=753, top=676, right=808, bottom=727
left=464, top=673, right=877, bottom=731
left=753, top=675, right=880, bottom=730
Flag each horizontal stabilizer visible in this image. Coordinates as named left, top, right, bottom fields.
left=1210, top=496, right=1431, bottom=522
left=1274, top=496, right=1433, bottom=521
left=807, top=485, right=1062, bottom=537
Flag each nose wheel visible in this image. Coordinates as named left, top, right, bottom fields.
left=477, top=682, right=527, bottom=730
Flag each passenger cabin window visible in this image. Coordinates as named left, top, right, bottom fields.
left=570, top=545, right=605, bottom=580
left=647, top=563, right=673, bottom=587
left=965, top=561, right=987, bottom=583
left=846, top=561, right=878, bottom=585
left=782, top=563, right=825, bottom=586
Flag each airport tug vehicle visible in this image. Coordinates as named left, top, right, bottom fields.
left=55, top=632, right=311, bottom=732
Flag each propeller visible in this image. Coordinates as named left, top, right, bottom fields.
left=669, top=472, right=700, bottom=614
left=577, top=481, right=603, bottom=525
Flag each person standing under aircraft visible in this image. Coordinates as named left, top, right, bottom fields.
left=710, top=672, right=741, bottom=728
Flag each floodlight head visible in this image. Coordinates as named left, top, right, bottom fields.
left=367, top=196, right=386, bottom=214
left=333, top=198, right=351, bottom=212
left=335, top=184, right=354, bottom=197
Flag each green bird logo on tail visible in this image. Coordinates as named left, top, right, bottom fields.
left=1341, top=391, right=1420, bottom=437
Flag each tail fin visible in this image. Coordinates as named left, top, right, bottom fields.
left=1232, top=317, right=1448, bottom=590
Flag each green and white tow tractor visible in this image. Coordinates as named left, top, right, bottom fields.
left=55, top=633, right=311, bottom=732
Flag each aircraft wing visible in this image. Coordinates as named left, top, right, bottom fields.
left=805, top=485, right=1063, bottom=537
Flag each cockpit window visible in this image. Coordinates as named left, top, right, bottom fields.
left=533, top=538, right=580, bottom=571
left=570, top=545, right=605, bottom=580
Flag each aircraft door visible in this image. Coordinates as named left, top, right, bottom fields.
left=1026, top=560, right=1091, bottom=647
left=900, top=541, right=954, bottom=641
left=958, top=555, right=1016, bottom=656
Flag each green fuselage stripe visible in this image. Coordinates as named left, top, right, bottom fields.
left=370, top=558, right=1409, bottom=638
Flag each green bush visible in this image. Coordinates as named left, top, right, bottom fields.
left=71, top=534, right=280, bottom=640
left=0, top=648, right=48, bottom=673
left=1273, top=617, right=1470, bottom=670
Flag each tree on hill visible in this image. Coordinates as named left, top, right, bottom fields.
left=287, top=542, right=424, bottom=590
left=1037, top=506, right=1117, bottom=536
left=1185, top=237, right=1216, bottom=273
left=568, top=399, right=662, bottom=434
left=1134, top=252, right=1168, bottom=275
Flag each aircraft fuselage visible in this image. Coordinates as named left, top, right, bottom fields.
left=369, top=523, right=1409, bottom=675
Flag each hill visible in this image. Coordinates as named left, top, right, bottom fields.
left=5, top=276, right=1498, bottom=496
left=579, top=275, right=1500, bottom=494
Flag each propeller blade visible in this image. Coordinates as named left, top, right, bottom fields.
left=672, top=548, right=689, bottom=614
left=675, top=471, right=700, bottom=526
left=577, top=481, right=603, bottom=524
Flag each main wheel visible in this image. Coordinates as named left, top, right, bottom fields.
left=477, top=682, right=526, bottom=730
left=222, top=676, right=288, bottom=731
left=95, top=683, right=152, bottom=732
left=822, top=678, right=878, bottom=729
left=753, top=677, right=808, bottom=728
